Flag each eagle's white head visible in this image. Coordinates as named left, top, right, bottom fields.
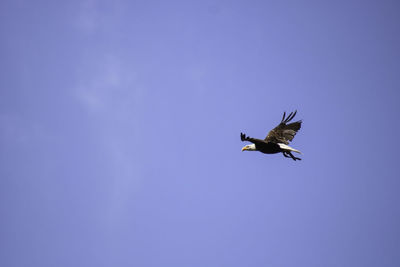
left=241, top=144, right=256, bottom=152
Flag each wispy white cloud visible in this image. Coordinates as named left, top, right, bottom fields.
left=71, top=0, right=147, bottom=222
left=74, top=55, right=138, bottom=114
left=0, top=113, right=53, bottom=146
left=74, top=0, right=99, bottom=33
left=74, top=0, right=124, bottom=34
left=73, top=53, right=145, bottom=221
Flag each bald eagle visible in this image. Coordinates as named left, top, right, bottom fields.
left=241, top=111, right=302, bottom=161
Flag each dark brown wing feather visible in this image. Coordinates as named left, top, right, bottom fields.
left=241, top=132, right=266, bottom=145
left=265, top=111, right=302, bottom=144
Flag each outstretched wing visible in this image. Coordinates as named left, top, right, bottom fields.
left=265, top=111, right=302, bottom=145
left=241, top=133, right=265, bottom=145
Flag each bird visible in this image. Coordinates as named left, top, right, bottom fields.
left=241, top=111, right=302, bottom=161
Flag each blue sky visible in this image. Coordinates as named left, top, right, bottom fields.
left=1, top=1, right=400, bottom=266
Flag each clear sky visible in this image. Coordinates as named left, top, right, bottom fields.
left=1, top=1, right=400, bottom=266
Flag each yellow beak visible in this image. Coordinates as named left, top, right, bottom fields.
left=241, top=146, right=247, bottom=152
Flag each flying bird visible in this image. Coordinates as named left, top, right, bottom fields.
left=241, top=111, right=302, bottom=161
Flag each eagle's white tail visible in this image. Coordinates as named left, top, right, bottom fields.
left=278, top=143, right=302, bottom=154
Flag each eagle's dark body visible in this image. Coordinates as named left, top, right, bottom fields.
left=241, top=138, right=282, bottom=154
left=241, top=111, right=302, bottom=161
